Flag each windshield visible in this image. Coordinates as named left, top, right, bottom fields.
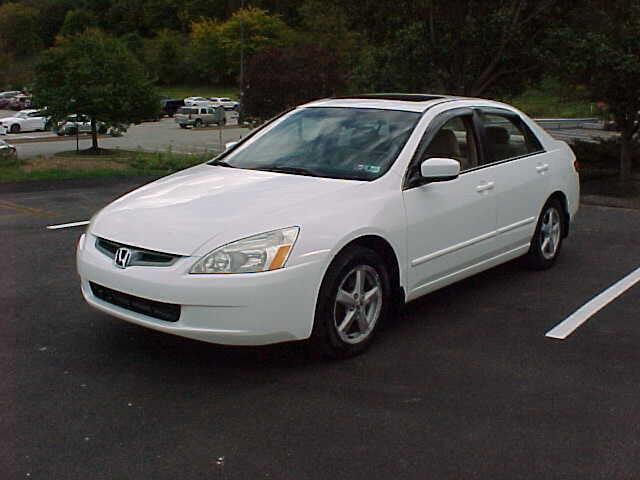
left=212, top=107, right=421, bottom=180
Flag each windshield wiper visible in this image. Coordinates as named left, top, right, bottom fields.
left=257, top=166, right=318, bottom=177
left=212, top=159, right=235, bottom=168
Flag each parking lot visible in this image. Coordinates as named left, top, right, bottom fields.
left=1, top=109, right=620, bottom=162
left=0, top=110, right=249, bottom=159
left=1, top=177, right=639, bottom=479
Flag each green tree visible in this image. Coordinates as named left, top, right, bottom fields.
left=0, top=2, right=43, bottom=56
left=60, top=9, right=99, bottom=37
left=33, top=30, right=160, bottom=151
left=26, top=0, right=76, bottom=47
left=219, top=7, right=294, bottom=78
left=189, top=18, right=228, bottom=83
left=550, top=0, right=640, bottom=183
left=143, top=30, right=189, bottom=85
left=345, top=0, right=556, bottom=97
left=297, top=0, right=363, bottom=74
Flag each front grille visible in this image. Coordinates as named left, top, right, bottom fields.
left=90, top=282, right=180, bottom=322
left=95, top=237, right=179, bottom=266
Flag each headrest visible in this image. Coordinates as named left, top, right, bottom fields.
left=486, top=126, right=510, bottom=145
left=427, top=129, right=460, bottom=157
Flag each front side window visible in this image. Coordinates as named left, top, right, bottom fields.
left=479, top=111, right=543, bottom=164
left=421, top=115, right=479, bottom=171
left=212, top=107, right=421, bottom=180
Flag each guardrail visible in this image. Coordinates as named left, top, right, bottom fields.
left=533, top=118, right=601, bottom=130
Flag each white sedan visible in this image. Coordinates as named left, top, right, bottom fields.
left=208, top=97, right=240, bottom=110
left=77, top=94, right=579, bottom=357
left=183, top=96, right=211, bottom=107
left=0, top=109, right=49, bottom=133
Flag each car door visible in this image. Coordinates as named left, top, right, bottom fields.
left=403, top=108, right=498, bottom=299
left=475, top=108, right=551, bottom=253
left=28, top=111, right=44, bottom=131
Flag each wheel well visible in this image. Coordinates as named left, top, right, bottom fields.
left=548, top=191, right=570, bottom=237
left=339, top=235, right=404, bottom=305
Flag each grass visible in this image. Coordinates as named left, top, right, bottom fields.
left=158, top=85, right=239, bottom=100
left=0, top=148, right=215, bottom=183
left=503, top=79, right=596, bottom=118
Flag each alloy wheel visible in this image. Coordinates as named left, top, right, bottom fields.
left=333, top=265, right=382, bottom=344
left=540, top=207, right=561, bottom=260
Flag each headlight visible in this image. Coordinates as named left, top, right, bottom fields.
left=190, top=227, right=299, bottom=274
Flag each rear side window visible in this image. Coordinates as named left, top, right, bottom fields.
left=200, top=108, right=207, bottom=114
left=478, top=111, right=543, bottom=164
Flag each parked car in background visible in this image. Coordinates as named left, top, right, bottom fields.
left=56, top=114, right=107, bottom=136
left=9, top=94, right=32, bottom=110
left=160, top=98, right=185, bottom=117
left=77, top=94, right=579, bottom=357
left=208, top=97, right=240, bottom=110
left=184, top=97, right=211, bottom=107
left=175, top=106, right=225, bottom=128
left=0, top=109, right=50, bottom=133
left=0, top=91, right=21, bottom=109
left=0, top=139, right=17, bottom=160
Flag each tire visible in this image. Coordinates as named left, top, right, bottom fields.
left=310, top=246, right=391, bottom=358
left=525, top=198, right=565, bottom=270
left=179, top=124, right=188, bottom=129
left=10, top=124, right=20, bottom=134
left=194, top=119, right=203, bottom=128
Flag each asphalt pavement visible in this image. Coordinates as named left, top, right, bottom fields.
left=1, top=116, right=249, bottom=159
left=1, top=177, right=639, bottom=479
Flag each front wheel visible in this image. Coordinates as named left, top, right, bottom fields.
left=310, top=246, right=391, bottom=358
left=526, top=199, right=565, bottom=270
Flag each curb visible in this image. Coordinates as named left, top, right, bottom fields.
left=8, top=134, right=108, bottom=145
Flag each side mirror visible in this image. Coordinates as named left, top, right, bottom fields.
left=225, top=141, right=238, bottom=151
left=420, top=157, right=460, bottom=182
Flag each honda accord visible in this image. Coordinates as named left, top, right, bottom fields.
left=77, top=94, right=579, bottom=357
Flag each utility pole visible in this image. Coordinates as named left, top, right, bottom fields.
left=239, top=0, right=245, bottom=123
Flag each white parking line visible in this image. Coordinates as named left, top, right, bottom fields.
left=46, top=220, right=90, bottom=230
left=546, top=266, right=640, bottom=339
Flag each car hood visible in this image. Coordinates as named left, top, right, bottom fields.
left=90, top=164, right=359, bottom=256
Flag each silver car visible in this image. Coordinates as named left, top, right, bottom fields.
left=175, top=106, right=225, bottom=128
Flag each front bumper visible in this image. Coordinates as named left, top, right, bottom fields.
left=77, top=234, right=324, bottom=345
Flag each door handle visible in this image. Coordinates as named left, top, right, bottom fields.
left=476, top=181, right=495, bottom=193
left=536, top=163, right=549, bottom=173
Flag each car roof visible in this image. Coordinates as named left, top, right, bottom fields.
left=303, top=93, right=528, bottom=115
left=304, top=93, right=463, bottom=112
left=19, top=109, right=38, bottom=114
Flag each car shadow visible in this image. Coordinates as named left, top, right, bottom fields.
left=96, top=247, right=580, bottom=387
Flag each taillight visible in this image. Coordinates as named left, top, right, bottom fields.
left=573, top=160, right=580, bottom=172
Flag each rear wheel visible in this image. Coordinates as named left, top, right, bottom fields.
left=310, top=246, right=391, bottom=358
left=194, top=118, right=203, bottom=128
left=526, top=198, right=565, bottom=270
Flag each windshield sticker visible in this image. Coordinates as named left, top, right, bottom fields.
left=356, top=164, right=381, bottom=174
